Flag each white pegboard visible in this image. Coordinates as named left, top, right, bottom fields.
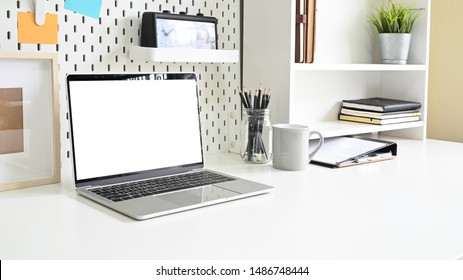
left=0, top=0, right=241, bottom=161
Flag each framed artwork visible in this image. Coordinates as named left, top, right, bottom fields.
left=0, top=52, right=60, bottom=191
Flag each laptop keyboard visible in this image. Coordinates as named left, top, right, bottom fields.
left=88, top=171, right=236, bottom=202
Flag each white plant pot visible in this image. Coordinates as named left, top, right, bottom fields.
left=378, top=33, right=412, bottom=64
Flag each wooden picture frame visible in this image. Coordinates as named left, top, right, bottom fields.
left=0, top=52, right=60, bottom=191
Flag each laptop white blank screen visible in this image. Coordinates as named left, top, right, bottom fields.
left=68, top=78, right=203, bottom=181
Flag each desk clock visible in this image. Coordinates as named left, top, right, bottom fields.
left=141, top=11, right=218, bottom=49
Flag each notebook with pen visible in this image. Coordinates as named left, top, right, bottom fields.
left=66, top=72, right=272, bottom=220
left=309, top=136, right=397, bottom=168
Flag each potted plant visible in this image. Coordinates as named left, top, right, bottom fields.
left=368, top=1, right=424, bottom=64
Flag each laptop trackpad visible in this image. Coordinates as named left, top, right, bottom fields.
left=120, top=185, right=241, bottom=218
left=159, top=185, right=240, bottom=206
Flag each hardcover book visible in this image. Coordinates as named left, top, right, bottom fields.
left=304, top=0, right=316, bottom=63
left=339, top=114, right=420, bottom=125
left=294, top=0, right=316, bottom=63
left=340, top=108, right=421, bottom=120
left=295, top=0, right=306, bottom=63
left=342, top=97, right=421, bottom=113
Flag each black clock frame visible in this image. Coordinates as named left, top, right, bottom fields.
left=141, top=12, right=218, bottom=49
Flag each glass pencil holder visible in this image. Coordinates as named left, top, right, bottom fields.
left=240, top=108, right=272, bottom=164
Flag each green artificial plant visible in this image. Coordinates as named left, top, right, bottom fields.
left=368, top=1, right=424, bottom=33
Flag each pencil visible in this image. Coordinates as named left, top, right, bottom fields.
left=264, top=89, right=271, bottom=108
left=257, top=84, right=262, bottom=109
left=244, top=88, right=252, bottom=109
left=253, top=90, right=259, bottom=109
left=237, top=87, right=249, bottom=108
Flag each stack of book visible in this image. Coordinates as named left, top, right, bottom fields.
left=338, top=97, right=422, bottom=125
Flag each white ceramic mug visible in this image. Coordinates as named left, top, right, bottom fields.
left=272, top=124, right=324, bottom=171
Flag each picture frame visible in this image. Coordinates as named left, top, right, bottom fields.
left=0, top=52, right=60, bottom=191
left=141, top=12, right=218, bottom=49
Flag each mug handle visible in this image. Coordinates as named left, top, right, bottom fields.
left=308, top=130, right=324, bottom=161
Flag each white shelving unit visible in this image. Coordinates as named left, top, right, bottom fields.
left=243, top=0, right=431, bottom=140
left=292, top=64, right=426, bottom=72
left=129, top=45, right=239, bottom=63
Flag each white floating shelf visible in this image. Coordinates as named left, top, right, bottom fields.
left=292, top=63, right=426, bottom=72
left=129, top=46, right=239, bottom=63
left=309, top=120, right=424, bottom=138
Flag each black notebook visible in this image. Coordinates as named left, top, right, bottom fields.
left=342, top=97, right=421, bottom=113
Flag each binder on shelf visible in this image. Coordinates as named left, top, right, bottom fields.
left=295, top=0, right=316, bottom=63
left=309, top=136, right=397, bottom=168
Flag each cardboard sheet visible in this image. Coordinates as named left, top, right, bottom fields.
left=0, top=88, right=24, bottom=155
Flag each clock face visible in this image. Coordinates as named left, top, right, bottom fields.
left=155, top=18, right=216, bottom=49
left=156, top=20, right=175, bottom=48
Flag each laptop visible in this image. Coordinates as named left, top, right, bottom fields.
left=66, top=72, right=272, bottom=220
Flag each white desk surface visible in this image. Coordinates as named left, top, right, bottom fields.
left=1, top=137, right=463, bottom=260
